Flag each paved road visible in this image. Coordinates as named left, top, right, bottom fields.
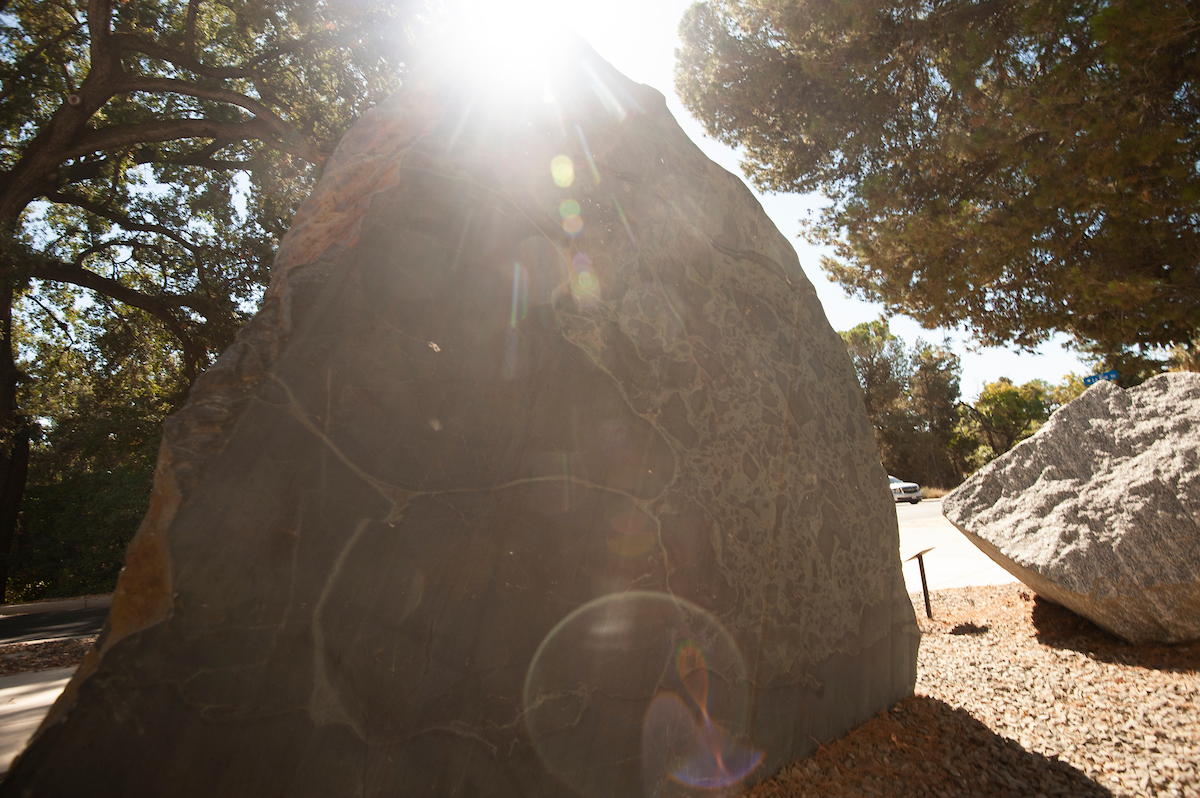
left=895, top=498, right=1016, bottom=593
left=0, top=608, right=108, bottom=646
left=0, top=667, right=74, bottom=774
left=895, top=497, right=946, bottom=525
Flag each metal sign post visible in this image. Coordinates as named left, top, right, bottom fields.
left=905, top=547, right=935, bottom=619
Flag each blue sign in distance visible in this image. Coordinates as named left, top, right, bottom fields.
left=1083, top=369, right=1120, bottom=386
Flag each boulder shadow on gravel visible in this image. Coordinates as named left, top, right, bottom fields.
left=1031, top=595, right=1200, bottom=674
left=741, top=694, right=1109, bottom=797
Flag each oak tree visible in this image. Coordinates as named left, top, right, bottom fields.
left=0, top=0, right=420, bottom=598
left=677, top=0, right=1200, bottom=360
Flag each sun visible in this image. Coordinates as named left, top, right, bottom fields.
left=420, top=0, right=577, bottom=102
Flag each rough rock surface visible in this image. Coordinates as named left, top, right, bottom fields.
left=944, top=374, right=1200, bottom=645
left=2, top=45, right=917, bottom=797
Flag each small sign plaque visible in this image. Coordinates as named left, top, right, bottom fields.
left=1083, top=369, right=1119, bottom=386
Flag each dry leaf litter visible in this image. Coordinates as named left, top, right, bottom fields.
left=0, top=637, right=96, bottom=677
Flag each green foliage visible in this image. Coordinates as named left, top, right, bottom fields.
left=17, top=289, right=179, bottom=479
left=1046, top=372, right=1088, bottom=407
left=955, top=377, right=1051, bottom=469
left=677, top=0, right=1200, bottom=359
left=7, top=282, right=177, bottom=601
left=1075, top=342, right=1168, bottom=387
left=1169, top=339, right=1200, bottom=373
left=839, top=319, right=909, bottom=421
left=839, top=322, right=1092, bottom=477
left=907, top=341, right=963, bottom=486
left=839, top=319, right=963, bottom=486
left=7, top=467, right=153, bottom=602
left=2, top=0, right=422, bottom=372
left=1, top=0, right=427, bottom=350
left=0, top=0, right=424, bottom=600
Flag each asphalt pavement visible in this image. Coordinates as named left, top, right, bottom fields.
left=0, top=667, right=75, bottom=774
left=0, top=608, right=108, bottom=646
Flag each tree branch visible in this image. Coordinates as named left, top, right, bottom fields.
left=87, top=0, right=116, bottom=61
left=0, top=0, right=124, bottom=221
left=166, top=155, right=255, bottom=170
left=24, top=254, right=219, bottom=376
left=30, top=257, right=186, bottom=320
left=63, top=117, right=318, bottom=163
left=94, top=291, right=205, bottom=384
left=70, top=237, right=155, bottom=268
left=26, top=294, right=78, bottom=345
left=154, top=138, right=265, bottom=170
left=45, top=191, right=197, bottom=251
left=246, top=31, right=336, bottom=68
left=111, top=26, right=343, bottom=81
left=956, top=400, right=1006, bottom=453
left=59, top=143, right=269, bottom=185
left=956, top=400, right=986, bottom=424
left=182, top=0, right=200, bottom=54
left=114, top=76, right=288, bottom=131
left=110, top=32, right=257, bottom=80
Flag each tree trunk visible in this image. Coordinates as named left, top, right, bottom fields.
left=0, top=281, right=29, bottom=603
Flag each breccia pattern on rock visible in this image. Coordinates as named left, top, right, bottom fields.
left=2, top=43, right=917, bottom=797
left=944, top=373, right=1200, bottom=645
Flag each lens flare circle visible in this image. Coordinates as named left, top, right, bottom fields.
left=523, top=591, right=760, bottom=798
left=576, top=271, right=599, bottom=293
left=551, top=155, right=575, bottom=188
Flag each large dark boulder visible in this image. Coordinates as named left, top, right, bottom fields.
left=3, top=45, right=917, bottom=797
left=945, top=374, right=1200, bottom=645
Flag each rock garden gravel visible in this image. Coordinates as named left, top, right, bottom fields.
left=743, top=583, right=1199, bottom=797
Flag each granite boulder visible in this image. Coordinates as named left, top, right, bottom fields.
left=944, top=374, right=1200, bottom=644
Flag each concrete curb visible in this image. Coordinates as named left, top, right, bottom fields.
left=0, top=595, right=112, bottom=617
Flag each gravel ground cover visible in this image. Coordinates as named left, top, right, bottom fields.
left=0, top=637, right=96, bottom=677
left=744, top=583, right=1199, bottom=797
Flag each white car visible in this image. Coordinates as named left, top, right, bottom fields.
left=889, top=475, right=923, bottom=504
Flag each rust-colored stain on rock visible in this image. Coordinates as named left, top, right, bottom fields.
left=271, top=81, right=445, bottom=279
